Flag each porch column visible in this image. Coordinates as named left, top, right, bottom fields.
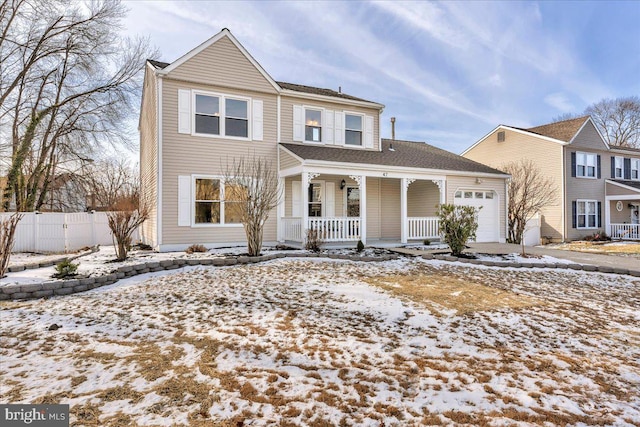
left=605, top=198, right=611, bottom=236
left=432, top=179, right=445, bottom=204
left=401, top=178, right=417, bottom=243
left=350, top=175, right=366, bottom=244
left=301, top=172, right=309, bottom=242
left=277, top=177, right=285, bottom=242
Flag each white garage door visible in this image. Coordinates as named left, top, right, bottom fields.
left=454, top=190, right=500, bottom=242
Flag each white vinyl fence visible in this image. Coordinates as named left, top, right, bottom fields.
left=0, top=212, right=140, bottom=253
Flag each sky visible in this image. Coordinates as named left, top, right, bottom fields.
left=123, top=0, right=640, bottom=155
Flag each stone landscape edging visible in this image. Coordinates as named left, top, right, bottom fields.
left=6, top=246, right=100, bottom=273
left=2, top=250, right=638, bottom=301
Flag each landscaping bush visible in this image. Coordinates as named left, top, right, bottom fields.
left=186, top=244, right=208, bottom=254
left=584, top=231, right=611, bottom=242
left=356, top=240, right=365, bottom=253
left=304, top=229, right=323, bottom=252
left=436, top=204, right=480, bottom=257
left=53, top=259, right=79, bottom=278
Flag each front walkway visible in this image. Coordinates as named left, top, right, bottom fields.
left=394, top=242, right=638, bottom=270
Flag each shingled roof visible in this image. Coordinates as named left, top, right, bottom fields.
left=277, top=81, right=374, bottom=103
left=281, top=139, right=507, bottom=175
left=147, top=59, right=170, bottom=69
left=523, top=116, right=590, bottom=142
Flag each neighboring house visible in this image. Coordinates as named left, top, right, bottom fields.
left=462, top=116, right=640, bottom=242
left=139, top=28, right=509, bottom=251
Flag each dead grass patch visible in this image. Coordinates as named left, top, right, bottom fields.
left=366, top=273, right=542, bottom=313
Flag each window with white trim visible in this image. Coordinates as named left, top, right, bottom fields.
left=345, top=114, right=363, bottom=146
left=194, top=178, right=246, bottom=225
left=632, top=158, right=639, bottom=180
left=576, top=200, right=598, bottom=228
left=576, top=152, right=597, bottom=178
left=193, top=93, right=249, bottom=138
left=614, top=156, right=624, bottom=179
left=305, top=109, right=322, bottom=142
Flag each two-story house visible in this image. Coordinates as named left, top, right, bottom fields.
left=462, top=116, right=640, bottom=242
left=139, top=29, right=509, bottom=251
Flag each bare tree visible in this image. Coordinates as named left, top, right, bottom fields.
left=0, top=0, right=156, bottom=212
left=502, top=159, right=558, bottom=245
left=223, top=156, right=281, bottom=256
left=586, top=96, right=640, bottom=148
left=81, top=158, right=139, bottom=210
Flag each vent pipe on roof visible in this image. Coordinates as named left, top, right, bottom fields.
left=338, top=86, right=342, bottom=93
left=389, top=117, right=396, bottom=151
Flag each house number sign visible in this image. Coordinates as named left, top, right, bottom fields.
left=616, top=201, right=623, bottom=212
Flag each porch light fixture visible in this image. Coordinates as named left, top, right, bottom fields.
left=340, top=179, right=346, bottom=190
left=630, top=203, right=636, bottom=209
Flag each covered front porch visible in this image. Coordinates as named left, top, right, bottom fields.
left=277, top=169, right=445, bottom=245
left=605, top=180, right=640, bottom=240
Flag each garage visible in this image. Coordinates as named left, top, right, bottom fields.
left=454, top=190, right=500, bottom=242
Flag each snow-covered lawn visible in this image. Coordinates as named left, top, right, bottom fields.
left=1, top=258, right=639, bottom=426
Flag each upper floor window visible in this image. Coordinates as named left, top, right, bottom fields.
left=576, top=152, right=596, bottom=178
left=195, top=95, right=220, bottom=135
left=345, top=114, right=363, bottom=146
left=614, top=156, right=624, bottom=179
left=305, top=109, right=322, bottom=142
left=193, top=93, right=248, bottom=138
left=225, top=98, right=248, bottom=138
left=632, top=158, right=640, bottom=180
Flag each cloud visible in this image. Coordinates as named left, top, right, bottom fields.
left=544, top=93, right=576, bottom=113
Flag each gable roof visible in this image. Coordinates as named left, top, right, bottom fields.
left=281, top=139, right=507, bottom=176
left=522, top=116, right=590, bottom=143
left=147, top=59, right=169, bottom=69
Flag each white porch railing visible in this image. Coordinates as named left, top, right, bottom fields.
left=407, top=217, right=440, bottom=240
left=281, top=217, right=361, bottom=242
left=308, top=217, right=360, bottom=242
left=610, top=223, right=640, bottom=240
left=281, top=217, right=303, bottom=242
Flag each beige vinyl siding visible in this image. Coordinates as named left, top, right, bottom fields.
left=407, top=180, right=440, bottom=217
left=160, top=77, right=278, bottom=245
left=380, top=178, right=401, bottom=239
left=366, top=177, right=381, bottom=239
left=139, top=68, right=158, bottom=247
left=446, top=175, right=506, bottom=241
left=279, top=148, right=301, bottom=170
left=280, top=95, right=381, bottom=150
left=606, top=181, right=640, bottom=196
left=464, top=128, right=563, bottom=240
left=168, top=36, right=277, bottom=95
left=570, top=121, right=609, bottom=151
left=564, top=146, right=607, bottom=240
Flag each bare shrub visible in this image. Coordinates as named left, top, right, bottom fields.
left=186, top=244, right=207, bottom=254
left=107, top=199, right=149, bottom=261
left=0, top=213, right=23, bottom=277
left=304, top=229, right=323, bottom=252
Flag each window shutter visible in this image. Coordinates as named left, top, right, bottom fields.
left=323, top=109, right=334, bottom=144
left=325, top=182, right=335, bottom=217
left=292, top=181, right=301, bottom=217
left=597, top=202, right=602, bottom=228
left=178, top=176, right=191, bottom=226
left=624, top=158, right=631, bottom=180
left=571, top=201, right=577, bottom=229
left=178, top=89, right=191, bottom=134
left=334, top=112, right=344, bottom=146
left=571, top=152, right=576, bottom=177
left=252, top=99, right=263, bottom=141
left=364, top=115, right=374, bottom=149
left=597, top=155, right=601, bottom=179
left=293, top=105, right=304, bottom=142
left=611, top=157, right=616, bottom=178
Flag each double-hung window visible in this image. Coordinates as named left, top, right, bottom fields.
left=614, top=156, right=624, bottom=179
left=305, top=109, right=322, bottom=142
left=193, top=93, right=249, bottom=138
left=576, top=152, right=596, bottom=178
left=576, top=200, right=598, bottom=228
left=345, top=114, right=363, bottom=146
left=194, top=178, right=246, bottom=225
left=632, top=158, right=640, bottom=180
